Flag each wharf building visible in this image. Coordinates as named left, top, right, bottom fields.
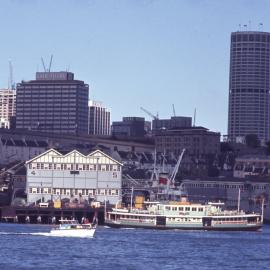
left=16, top=72, right=89, bottom=135
left=26, top=149, right=122, bottom=205
left=112, top=117, right=146, bottom=138
left=0, top=89, right=16, bottom=129
left=88, top=100, right=110, bottom=136
left=228, top=31, right=270, bottom=143
left=154, top=126, right=220, bottom=157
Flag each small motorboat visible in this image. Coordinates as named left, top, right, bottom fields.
left=50, top=219, right=96, bottom=238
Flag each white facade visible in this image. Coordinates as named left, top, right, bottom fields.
left=0, top=89, right=16, bottom=129
left=26, top=149, right=122, bottom=205
left=88, top=100, right=111, bottom=136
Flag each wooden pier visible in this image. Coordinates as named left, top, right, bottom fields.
left=0, top=206, right=105, bottom=225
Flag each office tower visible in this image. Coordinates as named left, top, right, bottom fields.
left=228, top=31, right=270, bottom=142
left=0, top=89, right=16, bottom=129
left=88, top=100, right=110, bottom=136
left=16, top=72, right=89, bottom=135
left=112, top=117, right=146, bottom=138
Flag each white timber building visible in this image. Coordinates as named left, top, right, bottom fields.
left=26, top=149, right=122, bottom=205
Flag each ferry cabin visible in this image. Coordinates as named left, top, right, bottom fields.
left=106, top=202, right=262, bottom=230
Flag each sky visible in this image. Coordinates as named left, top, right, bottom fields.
left=0, top=0, right=269, bottom=135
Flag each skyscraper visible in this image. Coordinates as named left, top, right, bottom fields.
left=0, top=89, right=16, bottom=129
left=88, top=100, right=110, bottom=136
left=16, top=72, right=89, bottom=134
left=228, top=31, right=270, bottom=142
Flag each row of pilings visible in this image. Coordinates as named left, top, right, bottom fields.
left=0, top=206, right=105, bottom=225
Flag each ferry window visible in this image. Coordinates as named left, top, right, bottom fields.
left=32, top=188, right=37, bottom=194
left=178, top=207, right=184, bottom=211
left=49, top=163, right=52, bottom=169
left=115, top=190, right=119, bottom=195
left=99, top=189, right=105, bottom=195
left=48, top=188, right=51, bottom=194
left=172, top=207, right=177, bottom=211
left=29, top=188, right=32, bottom=193
left=37, top=163, right=41, bottom=169
left=29, top=164, right=32, bottom=169
left=185, top=207, right=190, bottom=211
left=192, top=207, right=197, bottom=211
left=165, top=206, right=171, bottom=211
left=198, top=208, right=203, bottom=212
left=86, top=165, right=89, bottom=170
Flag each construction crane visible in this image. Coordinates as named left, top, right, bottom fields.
left=8, top=60, right=15, bottom=90
left=41, top=55, right=53, bottom=72
left=172, top=104, right=176, bottom=117
left=140, top=107, right=159, bottom=120
left=168, top=148, right=185, bottom=187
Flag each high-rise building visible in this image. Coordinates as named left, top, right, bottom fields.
left=88, top=100, right=110, bottom=136
left=112, top=117, right=146, bottom=138
left=0, top=89, right=16, bottom=129
left=152, top=116, right=192, bottom=132
left=228, top=31, right=270, bottom=142
left=16, top=72, right=89, bottom=135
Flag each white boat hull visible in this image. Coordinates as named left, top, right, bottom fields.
left=50, top=228, right=96, bottom=238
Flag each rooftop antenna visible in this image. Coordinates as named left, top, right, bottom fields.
left=172, top=104, right=176, bottom=117
left=259, top=23, right=264, bottom=31
left=243, top=24, right=248, bottom=31
left=238, top=24, right=242, bottom=31
left=193, top=108, right=196, bottom=127
left=248, top=20, right=252, bottom=31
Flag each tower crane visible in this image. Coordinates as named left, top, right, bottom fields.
left=140, top=107, right=159, bottom=120
left=172, top=104, right=176, bottom=117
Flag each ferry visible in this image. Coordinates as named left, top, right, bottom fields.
left=50, top=219, right=96, bottom=237
left=105, top=197, right=262, bottom=231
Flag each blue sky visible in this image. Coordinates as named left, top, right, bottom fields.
left=0, top=0, right=269, bottom=135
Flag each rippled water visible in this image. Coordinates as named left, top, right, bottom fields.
left=0, top=223, right=270, bottom=270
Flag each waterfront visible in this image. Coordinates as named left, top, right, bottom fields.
left=0, top=224, right=269, bottom=269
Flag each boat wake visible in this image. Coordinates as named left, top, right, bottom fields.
left=0, top=231, right=93, bottom=238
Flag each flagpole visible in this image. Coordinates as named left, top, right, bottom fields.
left=261, top=197, right=265, bottom=223
left=237, top=188, right=241, bottom=213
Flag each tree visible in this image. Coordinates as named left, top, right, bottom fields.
left=245, top=134, right=260, bottom=148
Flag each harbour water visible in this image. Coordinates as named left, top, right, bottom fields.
left=0, top=223, right=270, bottom=270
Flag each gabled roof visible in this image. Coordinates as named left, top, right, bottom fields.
left=26, top=148, right=123, bottom=166
left=26, top=148, right=62, bottom=164
left=87, top=149, right=123, bottom=166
